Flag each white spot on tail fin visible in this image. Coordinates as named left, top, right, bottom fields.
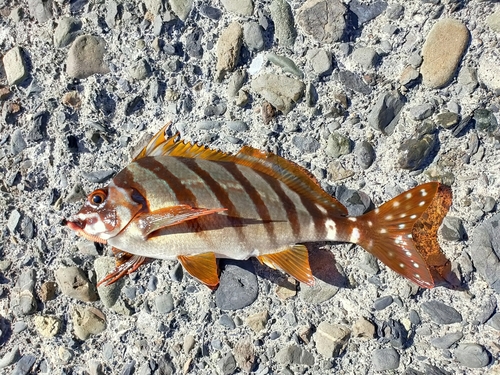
left=350, top=227, right=360, bottom=243
left=380, top=228, right=387, bottom=234
left=398, top=224, right=405, bottom=229
left=348, top=217, right=357, bottom=222
left=367, top=220, right=373, bottom=227
left=385, top=214, right=393, bottom=220
left=406, top=192, right=413, bottom=199
left=410, top=214, right=417, bottom=219
left=393, top=201, right=400, bottom=208
left=421, top=189, right=428, bottom=196
left=399, top=263, right=405, bottom=268
left=419, top=201, right=426, bottom=206
left=374, top=208, right=380, bottom=214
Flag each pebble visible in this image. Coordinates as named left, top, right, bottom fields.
left=420, top=300, right=462, bottom=324
left=336, top=70, right=372, bottom=95
left=55, top=267, right=98, bottom=302
left=325, top=132, right=351, bottom=158
left=220, top=0, right=253, bottom=16
left=94, top=257, right=123, bottom=308
left=219, top=314, right=236, bottom=330
left=11, top=128, right=27, bottom=156
left=400, top=65, right=420, bottom=86
left=351, top=47, right=379, bottom=69
left=486, top=10, right=500, bottom=32
left=129, top=59, right=151, bottom=80
left=183, top=334, right=196, bottom=354
left=352, top=317, right=376, bottom=339
left=81, top=169, right=115, bottom=183
left=54, top=17, right=82, bottom=47
left=11, top=354, right=36, bottom=375
left=234, top=340, right=255, bottom=372
left=368, top=91, right=404, bottom=134
left=155, top=293, right=174, bottom=314
left=269, top=0, right=296, bottom=47
left=469, top=213, right=500, bottom=293
left=358, top=252, right=380, bottom=275
left=250, top=74, right=305, bottom=114
left=275, top=277, right=297, bottom=300
left=474, top=108, right=498, bottom=133
left=34, top=315, right=61, bottom=337
left=243, top=22, right=264, bottom=52
left=454, top=343, right=490, bottom=368
left=371, top=348, right=400, bottom=371
left=185, top=29, right=203, bottom=59
left=245, top=310, right=269, bottom=333
left=487, top=312, right=500, bottom=331
left=440, top=217, right=466, bottom=241
left=215, top=260, right=258, bottom=310
left=8, top=209, right=21, bottom=233
left=66, top=35, right=109, bottom=79
left=336, top=187, right=371, bottom=216
left=457, top=67, right=478, bottom=95
left=314, top=322, right=350, bottom=357
left=276, top=345, right=314, bottom=366
left=292, top=135, right=320, bottom=154
left=196, top=121, right=221, bottom=130
left=430, top=331, right=463, bottom=349
left=297, top=0, right=346, bottom=43
left=420, top=19, right=470, bottom=88
left=478, top=52, right=500, bottom=93
left=299, top=273, right=341, bottom=304
left=307, top=49, right=332, bottom=76
left=218, top=353, right=236, bottom=375
left=3, top=46, right=28, bottom=85
left=373, top=295, right=393, bottom=311
left=398, top=131, right=437, bottom=171
left=10, top=269, right=37, bottom=316
left=72, top=306, right=107, bottom=340
left=169, top=0, right=193, bottom=21
left=27, top=0, right=52, bottom=23
left=226, top=120, right=248, bottom=132
left=0, top=345, right=20, bottom=368
left=216, top=22, right=243, bottom=81
left=435, top=112, right=459, bottom=130
left=349, top=0, right=387, bottom=25
left=354, top=140, right=375, bottom=169
left=227, top=70, right=246, bottom=97
left=199, top=5, right=222, bottom=20
left=409, top=103, right=434, bottom=121
left=267, top=53, right=303, bottom=78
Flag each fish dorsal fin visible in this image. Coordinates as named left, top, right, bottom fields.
left=136, top=125, right=347, bottom=216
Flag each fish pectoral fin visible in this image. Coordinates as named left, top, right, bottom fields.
left=97, top=247, right=149, bottom=287
left=257, top=245, right=314, bottom=286
left=178, top=253, right=219, bottom=289
left=135, top=205, right=227, bottom=238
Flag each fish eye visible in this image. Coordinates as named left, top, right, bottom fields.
left=88, top=190, right=107, bottom=206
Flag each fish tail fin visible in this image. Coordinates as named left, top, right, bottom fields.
left=353, top=182, right=453, bottom=288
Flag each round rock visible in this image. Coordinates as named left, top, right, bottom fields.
left=66, top=35, right=110, bottom=79
left=454, top=343, right=490, bottom=368
left=215, top=260, right=258, bottom=310
left=372, top=348, right=400, bottom=371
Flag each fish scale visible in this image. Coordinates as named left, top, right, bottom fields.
left=66, top=124, right=454, bottom=289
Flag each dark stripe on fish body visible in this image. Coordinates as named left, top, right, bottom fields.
left=255, top=170, right=301, bottom=240
left=299, top=195, right=327, bottom=238
left=178, top=158, right=247, bottom=243
left=220, top=162, right=277, bottom=247
left=135, top=158, right=199, bottom=207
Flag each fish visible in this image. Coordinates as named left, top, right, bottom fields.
left=65, top=124, right=453, bottom=289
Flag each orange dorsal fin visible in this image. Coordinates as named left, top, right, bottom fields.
left=257, top=245, right=314, bottom=286
left=354, top=182, right=452, bottom=289
left=135, top=125, right=347, bottom=216
left=178, top=253, right=219, bottom=289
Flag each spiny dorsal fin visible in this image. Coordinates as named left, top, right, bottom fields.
left=135, top=125, right=347, bottom=216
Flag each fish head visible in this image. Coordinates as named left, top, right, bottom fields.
left=65, top=185, right=144, bottom=243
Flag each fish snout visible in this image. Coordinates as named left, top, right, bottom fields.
left=65, top=218, right=85, bottom=232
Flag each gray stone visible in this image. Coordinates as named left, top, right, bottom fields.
left=72, top=306, right=107, bottom=340
left=233, top=340, right=255, bottom=372
left=169, top=0, right=193, bottom=21
left=66, top=35, right=110, bottom=79
left=435, top=112, right=459, bottom=129
left=314, top=322, right=350, bottom=357
left=372, top=348, right=400, bottom=371
left=55, top=267, right=98, bottom=302
left=227, top=70, right=247, bottom=97
left=105, top=0, right=119, bottom=28
left=297, top=0, right=346, bottom=43
left=95, top=257, right=123, bottom=308
left=457, top=67, right=478, bottom=94
left=486, top=10, right=500, bottom=32
left=129, top=59, right=151, bottom=80
left=386, top=3, right=404, bottom=19
left=199, top=5, right=222, bottom=20
left=220, top=0, right=253, bottom=16
left=54, top=17, right=82, bottom=47
left=474, top=108, right=498, bottom=133
left=28, top=0, right=52, bottom=23
left=11, top=355, right=36, bottom=375
left=196, top=121, right=221, bottom=130
left=358, top=252, right=380, bottom=275
left=336, top=187, right=371, bottom=216
left=336, top=70, right=372, bottom=95
left=218, top=353, right=237, bottom=375
left=398, top=132, right=437, bottom=171
left=307, top=49, right=332, bottom=76
left=183, top=334, right=195, bottom=354
left=246, top=310, right=269, bottom=332
left=153, top=15, right=163, bottom=36
left=269, top=0, right=296, bottom=47
left=81, top=170, right=115, bottom=183
left=227, top=121, right=249, bottom=132
left=478, top=52, right=500, bottom=93
left=440, top=217, right=466, bottom=241
left=292, top=135, right=320, bottom=154
left=155, top=293, right=174, bottom=314
left=3, top=47, right=28, bottom=85
left=487, top=312, right=500, bottom=331
left=352, top=317, right=376, bottom=339
left=219, top=314, right=236, bottom=329
left=276, top=345, right=314, bottom=365
left=0, top=345, right=20, bottom=368
left=421, top=19, right=470, bottom=88
left=409, top=103, right=434, bottom=120
left=251, top=74, right=305, bottom=114
left=355, top=140, right=376, bottom=169
left=326, top=132, right=351, bottom=158
left=216, top=22, right=243, bottom=81
left=351, top=47, right=379, bottom=69
left=185, top=28, right=203, bottom=59
left=267, top=53, right=303, bottom=78
left=11, top=129, right=27, bottom=155
left=8, top=209, right=21, bottom=233
left=421, top=301, right=462, bottom=324
left=215, top=260, right=258, bottom=310
left=349, top=0, right=387, bottom=25
left=10, top=269, right=37, bottom=316
left=430, top=332, right=463, bottom=349
left=368, top=91, right=404, bottom=134
left=243, top=22, right=264, bottom=51
left=374, top=295, right=393, bottom=310
left=454, top=343, right=490, bottom=368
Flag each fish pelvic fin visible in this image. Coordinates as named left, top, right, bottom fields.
left=352, top=182, right=453, bottom=289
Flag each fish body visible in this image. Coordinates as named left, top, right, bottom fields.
left=66, top=124, right=453, bottom=289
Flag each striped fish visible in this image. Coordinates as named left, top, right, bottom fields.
left=65, top=124, right=453, bottom=289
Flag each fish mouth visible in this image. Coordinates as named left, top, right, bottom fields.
left=64, top=217, right=108, bottom=244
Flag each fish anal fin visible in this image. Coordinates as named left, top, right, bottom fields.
left=258, top=245, right=314, bottom=286
left=355, top=182, right=452, bottom=289
left=178, top=253, right=219, bottom=289
left=135, top=205, right=227, bottom=238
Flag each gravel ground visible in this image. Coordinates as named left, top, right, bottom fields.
left=1, top=0, right=500, bottom=374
